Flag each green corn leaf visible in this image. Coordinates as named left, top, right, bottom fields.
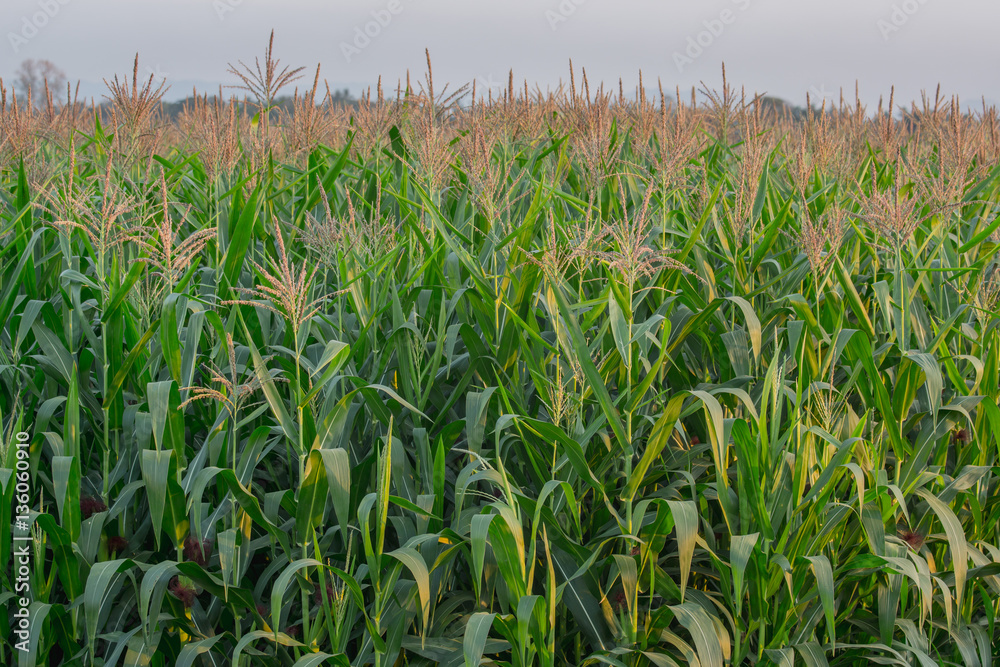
left=138, top=560, right=180, bottom=649
left=270, top=559, right=325, bottom=644
left=548, top=279, right=629, bottom=452
left=31, top=323, right=73, bottom=384
left=84, top=559, right=137, bottom=660
left=223, top=184, right=261, bottom=296
left=0, top=228, right=46, bottom=327
left=140, top=449, right=189, bottom=551
left=608, top=287, right=631, bottom=370
left=232, top=629, right=304, bottom=667
left=464, top=612, right=496, bottom=667
left=916, top=488, right=968, bottom=609
left=319, top=447, right=351, bottom=536
left=160, top=293, right=184, bottom=384
left=240, top=313, right=299, bottom=445
left=103, top=319, right=159, bottom=410
left=175, top=635, right=227, bottom=667
left=730, top=533, right=759, bottom=618
left=297, top=449, right=329, bottom=543
left=805, top=554, right=837, bottom=647
left=389, top=547, right=432, bottom=642
left=666, top=500, right=698, bottom=603
left=625, top=393, right=685, bottom=502
left=292, top=653, right=351, bottom=667
left=669, top=603, right=725, bottom=667
left=51, top=456, right=81, bottom=542
left=148, top=380, right=187, bottom=467
left=471, top=513, right=495, bottom=600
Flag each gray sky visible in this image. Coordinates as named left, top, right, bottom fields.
left=2, top=0, right=998, bottom=109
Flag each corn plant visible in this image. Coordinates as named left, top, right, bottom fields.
left=1, top=46, right=1000, bottom=666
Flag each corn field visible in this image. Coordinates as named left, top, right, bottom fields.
left=2, top=44, right=1000, bottom=666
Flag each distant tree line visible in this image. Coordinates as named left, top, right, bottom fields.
left=4, top=59, right=829, bottom=122
left=157, top=88, right=358, bottom=120
left=5, top=59, right=358, bottom=117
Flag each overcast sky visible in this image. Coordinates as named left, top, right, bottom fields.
left=2, top=0, right=998, bottom=109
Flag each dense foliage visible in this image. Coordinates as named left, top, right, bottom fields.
left=2, top=48, right=1000, bottom=666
